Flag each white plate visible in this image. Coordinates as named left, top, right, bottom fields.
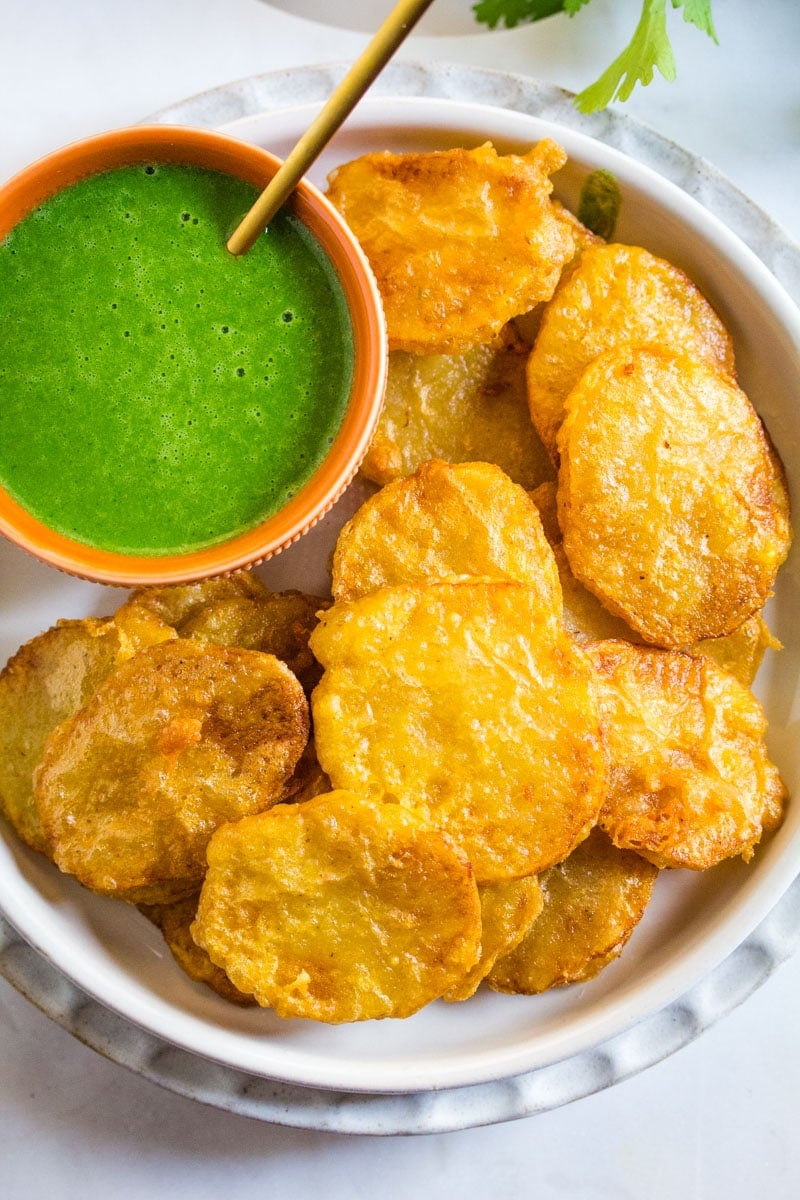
left=1, top=65, right=799, bottom=1116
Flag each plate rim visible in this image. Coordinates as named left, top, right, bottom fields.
left=2, top=60, right=799, bottom=1132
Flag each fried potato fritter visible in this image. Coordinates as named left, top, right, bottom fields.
left=140, top=894, right=255, bottom=1006
left=117, top=570, right=268, bottom=633
left=691, top=618, right=779, bottom=688
left=332, top=459, right=561, bottom=611
left=326, top=141, right=574, bottom=354
left=557, top=346, right=792, bottom=646
left=487, top=829, right=657, bottom=994
left=530, top=478, right=778, bottom=686
left=311, top=580, right=606, bottom=882
left=551, top=200, right=605, bottom=255
left=526, top=242, right=736, bottom=459
left=192, top=791, right=482, bottom=1022
left=557, top=555, right=777, bottom=686
left=445, top=875, right=544, bottom=1002
left=588, top=640, right=786, bottom=870
left=0, top=612, right=173, bottom=853
left=181, top=590, right=329, bottom=695
left=360, top=337, right=555, bottom=490
left=35, top=640, right=309, bottom=903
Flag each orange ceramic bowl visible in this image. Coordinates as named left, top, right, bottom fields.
left=0, top=125, right=387, bottom=586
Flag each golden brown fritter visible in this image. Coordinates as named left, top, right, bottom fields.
left=35, top=640, right=309, bottom=903
left=117, top=570, right=268, bottom=634
left=326, top=141, right=574, bottom=354
left=444, top=875, right=544, bottom=1002
left=360, top=336, right=555, bottom=490
left=192, top=791, right=482, bottom=1022
left=529, top=478, right=778, bottom=686
left=488, top=829, right=657, bottom=994
left=311, top=579, right=606, bottom=882
left=588, top=639, right=786, bottom=870
left=181, top=590, right=329, bottom=695
left=0, top=611, right=173, bottom=853
left=557, top=345, right=791, bottom=646
left=332, top=459, right=561, bottom=611
left=526, top=242, right=736, bottom=459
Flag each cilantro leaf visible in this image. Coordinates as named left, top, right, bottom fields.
left=674, top=0, right=718, bottom=43
left=472, top=0, right=718, bottom=114
left=574, top=0, right=676, bottom=113
left=472, top=0, right=566, bottom=32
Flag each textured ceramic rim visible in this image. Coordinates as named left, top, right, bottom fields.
left=0, top=124, right=387, bottom=587
left=1, top=62, right=798, bottom=1134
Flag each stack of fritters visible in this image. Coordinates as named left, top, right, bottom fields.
left=0, top=140, right=791, bottom=1023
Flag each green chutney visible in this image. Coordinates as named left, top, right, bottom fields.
left=0, top=163, right=355, bottom=555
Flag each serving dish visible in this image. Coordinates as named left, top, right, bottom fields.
left=0, top=64, right=798, bottom=1129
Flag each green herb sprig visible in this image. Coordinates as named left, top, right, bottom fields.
left=472, top=0, right=718, bottom=113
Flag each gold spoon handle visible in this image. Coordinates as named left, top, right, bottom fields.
left=226, top=0, right=436, bottom=256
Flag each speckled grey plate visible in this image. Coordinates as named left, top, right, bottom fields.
left=3, top=880, right=800, bottom=1134
left=1, top=63, right=799, bottom=1135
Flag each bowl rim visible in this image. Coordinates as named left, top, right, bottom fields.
left=0, top=123, right=387, bottom=586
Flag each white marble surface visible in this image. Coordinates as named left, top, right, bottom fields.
left=1, top=0, right=799, bottom=1192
